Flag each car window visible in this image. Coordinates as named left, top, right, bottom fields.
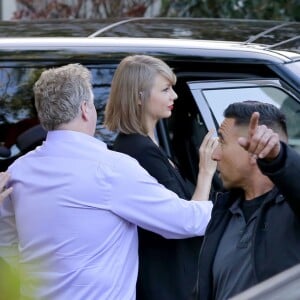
left=202, top=86, right=289, bottom=124
left=0, top=68, right=42, bottom=155
left=285, top=61, right=300, bottom=78
left=89, top=67, right=116, bottom=146
left=0, top=65, right=116, bottom=170
left=162, top=77, right=223, bottom=192
left=188, top=80, right=300, bottom=153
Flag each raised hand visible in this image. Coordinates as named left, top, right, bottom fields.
left=198, top=129, right=218, bottom=176
left=238, top=112, right=281, bottom=160
left=192, top=129, right=218, bottom=201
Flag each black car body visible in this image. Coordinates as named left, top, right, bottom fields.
left=0, top=17, right=300, bottom=189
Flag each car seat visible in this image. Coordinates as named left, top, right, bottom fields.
left=0, top=124, right=47, bottom=171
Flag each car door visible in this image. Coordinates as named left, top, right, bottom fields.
left=163, top=78, right=300, bottom=193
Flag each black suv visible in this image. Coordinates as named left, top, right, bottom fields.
left=1, top=17, right=300, bottom=189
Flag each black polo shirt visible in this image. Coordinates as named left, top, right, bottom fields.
left=212, top=192, right=269, bottom=300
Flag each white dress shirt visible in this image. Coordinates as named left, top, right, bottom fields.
left=0, top=130, right=212, bottom=300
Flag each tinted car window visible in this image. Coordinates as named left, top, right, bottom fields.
left=0, top=65, right=116, bottom=170
left=89, top=66, right=116, bottom=145
left=0, top=68, right=42, bottom=154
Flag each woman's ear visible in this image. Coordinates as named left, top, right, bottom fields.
left=138, top=91, right=144, bottom=105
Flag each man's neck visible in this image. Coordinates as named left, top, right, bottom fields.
left=244, top=178, right=274, bottom=200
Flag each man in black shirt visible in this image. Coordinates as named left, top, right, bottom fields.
left=196, top=101, right=300, bottom=300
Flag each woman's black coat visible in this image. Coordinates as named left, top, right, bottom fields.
left=113, top=133, right=203, bottom=300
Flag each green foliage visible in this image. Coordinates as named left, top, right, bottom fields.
left=13, top=0, right=300, bottom=21
left=0, top=259, right=19, bottom=300
left=162, top=0, right=300, bottom=21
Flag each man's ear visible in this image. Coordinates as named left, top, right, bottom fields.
left=81, top=101, right=89, bottom=121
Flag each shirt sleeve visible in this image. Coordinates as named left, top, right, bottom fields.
left=0, top=195, right=19, bottom=269
left=108, top=157, right=212, bottom=239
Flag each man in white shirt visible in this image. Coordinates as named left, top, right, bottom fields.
left=0, top=64, right=213, bottom=300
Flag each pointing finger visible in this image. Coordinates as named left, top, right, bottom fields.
left=248, top=112, right=260, bottom=140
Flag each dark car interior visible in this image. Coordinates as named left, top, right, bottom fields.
left=0, top=123, right=46, bottom=171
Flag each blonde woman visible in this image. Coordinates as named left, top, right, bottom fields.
left=105, top=55, right=217, bottom=300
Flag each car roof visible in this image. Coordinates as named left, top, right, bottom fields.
left=0, top=36, right=299, bottom=63
left=0, top=17, right=299, bottom=63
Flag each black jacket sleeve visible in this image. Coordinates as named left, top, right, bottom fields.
left=257, top=142, right=300, bottom=217
left=134, top=142, right=191, bottom=198
left=113, top=134, right=192, bottom=199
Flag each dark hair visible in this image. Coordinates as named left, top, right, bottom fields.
left=224, top=100, right=288, bottom=139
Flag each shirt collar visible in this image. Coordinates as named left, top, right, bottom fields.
left=229, top=187, right=281, bottom=214
left=46, top=130, right=107, bottom=149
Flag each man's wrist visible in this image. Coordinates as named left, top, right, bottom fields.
left=257, top=142, right=286, bottom=173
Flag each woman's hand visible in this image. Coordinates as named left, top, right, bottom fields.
left=198, top=129, right=218, bottom=176
left=192, top=129, right=218, bottom=201
left=0, top=172, right=13, bottom=204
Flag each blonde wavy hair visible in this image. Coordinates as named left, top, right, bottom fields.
left=104, top=55, right=176, bottom=135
